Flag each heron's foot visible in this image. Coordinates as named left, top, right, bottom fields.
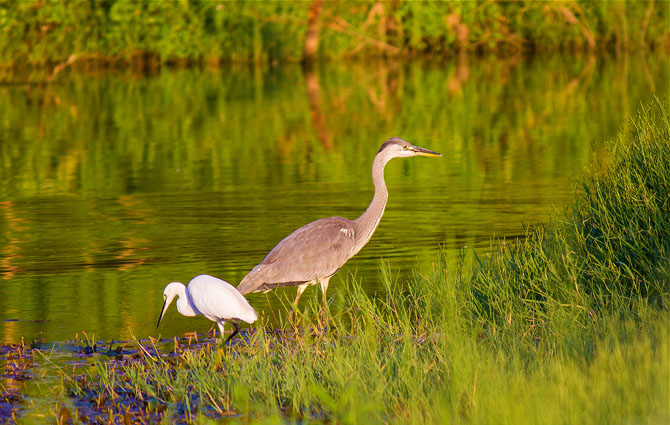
left=315, top=307, right=331, bottom=334
left=288, top=308, right=302, bottom=329
left=287, top=309, right=294, bottom=329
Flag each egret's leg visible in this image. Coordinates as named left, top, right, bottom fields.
left=217, top=321, right=226, bottom=339
left=223, top=322, right=241, bottom=345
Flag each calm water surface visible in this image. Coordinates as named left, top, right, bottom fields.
left=0, top=54, right=667, bottom=342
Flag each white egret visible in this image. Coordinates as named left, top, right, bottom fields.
left=157, top=274, right=258, bottom=344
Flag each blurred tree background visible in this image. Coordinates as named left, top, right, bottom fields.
left=0, top=0, right=668, bottom=68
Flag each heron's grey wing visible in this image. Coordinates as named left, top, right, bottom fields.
left=237, top=217, right=356, bottom=294
left=188, top=275, right=257, bottom=323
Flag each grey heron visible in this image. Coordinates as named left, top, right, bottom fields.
left=237, top=137, right=441, bottom=314
left=157, top=274, right=258, bottom=344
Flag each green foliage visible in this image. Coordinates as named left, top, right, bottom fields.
left=0, top=1, right=668, bottom=66
left=60, top=100, right=670, bottom=423
left=572, top=103, right=670, bottom=303
left=465, top=100, right=670, bottom=348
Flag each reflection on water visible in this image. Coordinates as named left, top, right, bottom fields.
left=0, top=54, right=667, bottom=342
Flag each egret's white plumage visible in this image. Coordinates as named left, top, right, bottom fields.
left=157, top=274, right=257, bottom=344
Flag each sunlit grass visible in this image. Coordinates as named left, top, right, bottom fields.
left=71, top=278, right=667, bottom=424
left=47, top=100, right=670, bottom=424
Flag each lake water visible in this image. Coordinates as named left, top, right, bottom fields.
left=0, top=53, right=667, bottom=343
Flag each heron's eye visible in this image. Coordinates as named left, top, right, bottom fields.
left=402, top=145, right=410, bottom=150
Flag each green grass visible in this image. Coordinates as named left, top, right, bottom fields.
left=57, top=99, right=670, bottom=424
left=1, top=1, right=668, bottom=67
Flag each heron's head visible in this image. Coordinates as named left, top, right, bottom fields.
left=157, top=282, right=182, bottom=328
left=377, top=137, right=441, bottom=159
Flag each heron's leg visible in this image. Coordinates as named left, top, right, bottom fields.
left=318, top=277, right=331, bottom=324
left=319, top=277, right=330, bottom=311
left=223, top=322, right=241, bottom=345
left=294, top=284, right=308, bottom=306
left=288, top=284, right=309, bottom=322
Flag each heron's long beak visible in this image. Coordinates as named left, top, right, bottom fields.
left=157, top=300, right=167, bottom=329
left=411, top=145, right=442, bottom=157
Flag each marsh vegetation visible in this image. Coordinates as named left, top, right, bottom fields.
left=2, top=101, right=668, bottom=423
left=0, top=2, right=668, bottom=423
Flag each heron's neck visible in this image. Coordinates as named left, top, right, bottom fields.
left=353, top=154, right=389, bottom=251
left=175, top=285, right=199, bottom=317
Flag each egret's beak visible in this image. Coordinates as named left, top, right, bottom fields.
left=411, top=145, right=442, bottom=157
left=157, top=299, right=167, bottom=329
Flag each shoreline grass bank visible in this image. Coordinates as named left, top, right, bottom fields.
left=18, top=100, right=667, bottom=424
left=1, top=1, right=669, bottom=68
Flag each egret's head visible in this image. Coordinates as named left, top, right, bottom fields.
left=377, top=137, right=441, bottom=159
left=157, top=282, right=182, bottom=328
